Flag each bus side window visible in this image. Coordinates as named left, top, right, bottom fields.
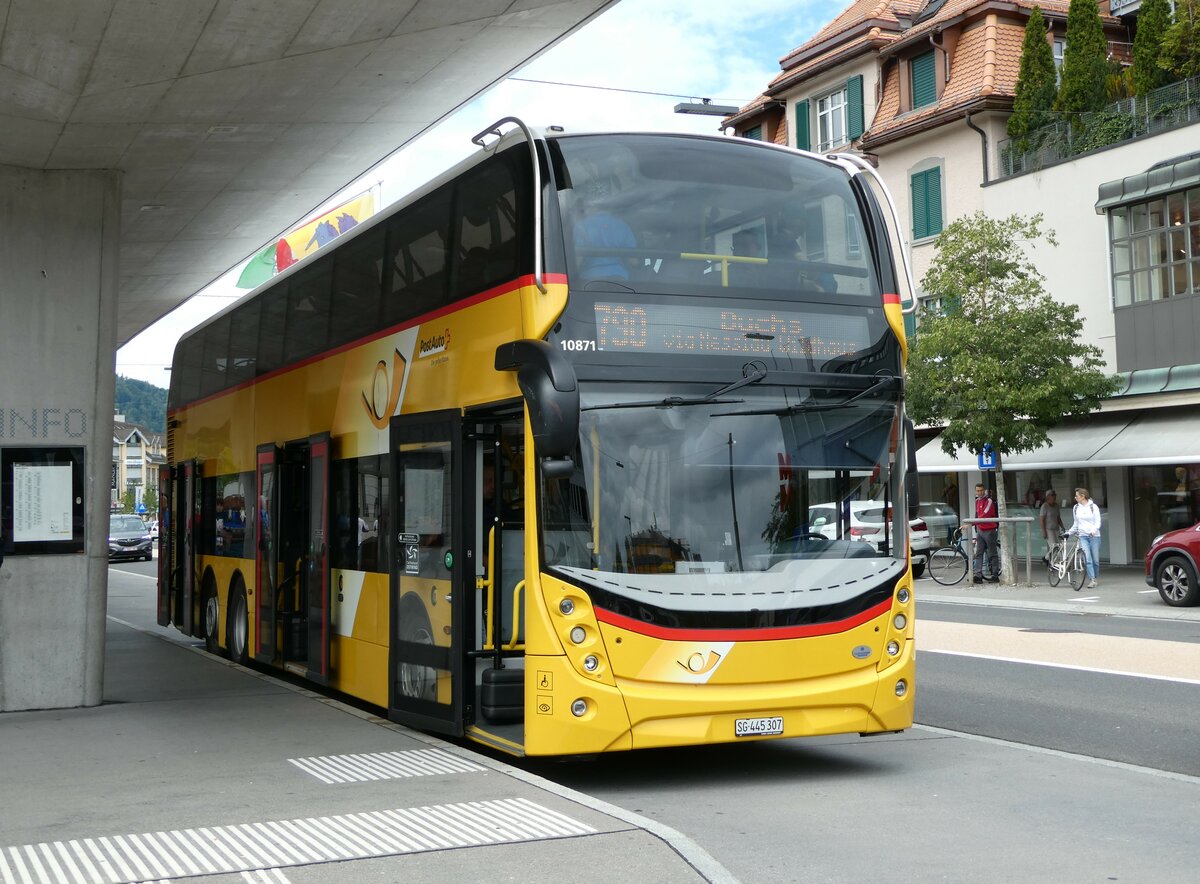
left=284, top=258, right=333, bottom=363
left=452, top=154, right=524, bottom=295
left=330, top=226, right=386, bottom=348
left=384, top=187, right=452, bottom=326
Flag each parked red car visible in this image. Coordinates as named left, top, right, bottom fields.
left=1144, top=522, right=1200, bottom=607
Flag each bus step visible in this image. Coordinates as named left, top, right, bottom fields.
left=480, top=667, right=524, bottom=723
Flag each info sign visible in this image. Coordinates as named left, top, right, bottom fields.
left=1, top=446, right=86, bottom=555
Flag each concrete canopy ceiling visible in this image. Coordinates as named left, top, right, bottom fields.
left=1, top=0, right=616, bottom=347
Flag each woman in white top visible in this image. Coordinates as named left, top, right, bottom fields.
left=1071, top=487, right=1103, bottom=588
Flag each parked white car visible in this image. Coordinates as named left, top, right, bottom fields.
left=808, top=501, right=931, bottom=578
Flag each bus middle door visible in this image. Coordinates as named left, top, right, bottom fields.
left=388, top=410, right=463, bottom=736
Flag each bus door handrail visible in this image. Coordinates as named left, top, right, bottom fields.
left=476, top=525, right=497, bottom=650
left=504, top=580, right=525, bottom=652
left=828, top=151, right=918, bottom=316
left=470, top=116, right=546, bottom=294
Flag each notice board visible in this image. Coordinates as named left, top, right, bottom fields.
left=1, top=447, right=86, bottom=555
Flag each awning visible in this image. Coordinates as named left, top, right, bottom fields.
left=1095, top=152, right=1200, bottom=213
left=917, top=410, right=1200, bottom=472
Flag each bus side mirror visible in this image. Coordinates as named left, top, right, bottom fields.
left=495, top=339, right=580, bottom=471
left=904, top=417, right=920, bottom=520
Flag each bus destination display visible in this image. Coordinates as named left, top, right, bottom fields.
left=593, top=302, right=872, bottom=359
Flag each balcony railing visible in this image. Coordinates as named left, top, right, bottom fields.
left=997, top=75, right=1200, bottom=180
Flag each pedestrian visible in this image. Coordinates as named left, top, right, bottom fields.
left=972, top=483, right=999, bottom=583
left=1070, top=488, right=1103, bottom=588
left=1039, top=489, right=1064, bottom=563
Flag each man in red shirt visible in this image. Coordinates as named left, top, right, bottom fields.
left=973, top=483, right=999, bottom=583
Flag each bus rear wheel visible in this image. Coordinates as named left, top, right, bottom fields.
left=227, top=583, right=249, bottom=664
left=203, top=588, right=221, bottom=655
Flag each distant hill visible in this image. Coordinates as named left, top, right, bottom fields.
left=115, top=375, right=168, bottom=433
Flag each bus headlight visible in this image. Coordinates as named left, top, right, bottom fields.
left=570, top=626, right=586, bottom=644
left=893, top=613, right=907, bottom=630
left=571, top=699, right=588, bottom=717
left=583, top=654, right=599, bottom=671
left=887, top=640, right=900, bottom=656
left=559, top=598, right=575, bottom=615
left=897, top=588, right=910, bottom=604
left=895, top=679, right=908, bottom=698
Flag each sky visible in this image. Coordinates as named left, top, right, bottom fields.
left=115, top=0, right=842, bottom=388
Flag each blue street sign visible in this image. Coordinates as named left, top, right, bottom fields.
left=977, top=443, right=996, bottom=471
left=136, top=502, right=147, bottom=514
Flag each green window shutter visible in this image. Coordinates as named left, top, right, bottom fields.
left=927, top=166, right=942, bottom=235
left=743, top=125, right=762, bottom=141
left=911, top=51, right=936, bottom=108
left=794, top=100, right=810, bottom=151
left=910, top=167, right=943, bottom=240
left=846, top=75, right=864, bottom=139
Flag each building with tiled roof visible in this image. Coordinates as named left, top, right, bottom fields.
left=113, top=414, right=166, bottom=513
left=728, top=0, right=1200, bottom=567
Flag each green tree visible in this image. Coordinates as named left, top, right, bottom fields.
left=1007, top=7, right=1059, bottom=145
left=1132, top=0, right=1174, bottom=94
left=1161, top=0, right=1200, bottom=79
left=907, top=212, right=1120, bottom=582
left=115, top=375, right=168, bottom=433
left=1055, top=0, right=1111, bottom=120
left=121, top=486, right=137, bottom=514
left=143, top=487, right=159, bottom=519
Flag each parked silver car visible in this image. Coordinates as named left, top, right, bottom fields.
left=109, top=514, right=152, bottom=562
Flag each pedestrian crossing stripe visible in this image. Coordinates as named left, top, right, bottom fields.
left=0, top=798, right=595, bottom=884
left=287, top=747, right=486, bottom=783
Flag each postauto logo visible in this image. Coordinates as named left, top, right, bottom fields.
left=362, top=348, right=407, bottom=430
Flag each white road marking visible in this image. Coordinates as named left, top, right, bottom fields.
left=288, top=748, right=485, bottom=784
left=919, top=619, right=1200, bottom=685
left=2, top=800, right=593, bottom=884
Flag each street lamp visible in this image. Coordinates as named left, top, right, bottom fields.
left=674, top=98, right=739, bottom=116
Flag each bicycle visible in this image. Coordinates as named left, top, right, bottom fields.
left=1047, top=531, right=1087, bottom=591
left=928, top=527, right=970, bottom=586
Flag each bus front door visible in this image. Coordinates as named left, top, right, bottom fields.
left=388, top=411, right=463, bottom=736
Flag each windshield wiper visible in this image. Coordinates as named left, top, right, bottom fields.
left=582, top=364, right=768, bottom=411
left=709, top=373, right=900, bottom=417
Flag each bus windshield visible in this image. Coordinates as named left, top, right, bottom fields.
left=552, top=133, right=883, bottom=302
left=542, top=381, right=908, bottom=619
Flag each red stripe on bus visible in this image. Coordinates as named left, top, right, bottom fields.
left=593, top=598, right=893, bottom=642
left=883, top=292, right=901, bottom=305
left=167, top=272, right=568, bottom=417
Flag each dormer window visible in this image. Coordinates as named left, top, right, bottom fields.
left=911, top=51, right=936, bottom=108
left=816, top=87, right=847, bottom=151
left=794, top=75, right=863, bottom=153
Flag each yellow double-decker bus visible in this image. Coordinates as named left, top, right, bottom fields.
left=158, top=119, right=919, bottom=756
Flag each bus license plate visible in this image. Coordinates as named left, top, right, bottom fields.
left=735, top=716, right=783, bottom=737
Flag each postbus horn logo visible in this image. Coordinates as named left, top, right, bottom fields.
left=362, top=348, right=407, bottom=429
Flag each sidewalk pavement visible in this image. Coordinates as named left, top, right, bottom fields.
left=916, top=561, right=1200, bottom=622
left=0, top=570, right=730, bottom=884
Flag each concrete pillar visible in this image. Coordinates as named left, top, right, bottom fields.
left=0, top=165, right=120, bottom=711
